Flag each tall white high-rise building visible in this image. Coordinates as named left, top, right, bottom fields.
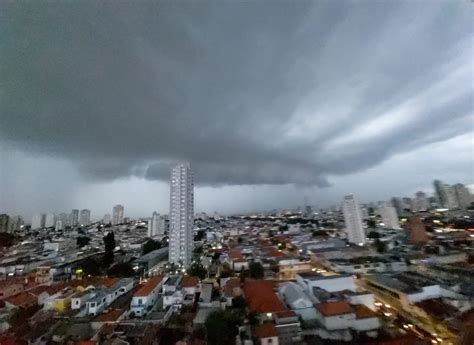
left=342, top=194, right=366, bottom=245
left=31, top=213, right=44, bottom=229
left=79, top=209, right=91, bottom=225
left=55, top=220, right=63, bottom=231
left=148, top=212, right=166, bottom=238
left=379, top=204, right=401, bottom=229
left=412, top=191, right=429, bottom=212
left=453, top=183, right=472, bottom=209
left=70, top=209, right=79, bottom=227
left=169, top=163, right=194, bottom=265
left=44, top=213, right=56, bottom=228
left=112, top=205, right=124, bottom=225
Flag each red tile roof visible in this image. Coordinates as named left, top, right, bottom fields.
left=243, top=280, right=287, bottom=313
left=354, top=304, right=377, bottom=319
left=254, top=323, right=277, bottom=339
left=181, top=276, right=199, bottom=288
left=134, top=276, right=163, bottom=297
left=316, top=300, right=354, bottom=317
left=99, top=277, right=120, bottom=288
left=228, top=249, right=243, bottom=260
left=5, top=292, right=37, bottom=308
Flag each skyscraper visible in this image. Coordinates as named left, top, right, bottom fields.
left=407, top=216, right=428, bottom=245
left=70, top=209, right=79, bottom=227
left=103, top=214, right=111, bottom=224
left=412, top=191, right=429, bottom=212
left=342, top=194, right=365, bottom=245
left=31, top=213, right=44, bottom=229
left=433, top=180, right=458, bottom=209
left=44, top=213, right=56, bottom=228
left=453, top=183, right=472, bottom=209
left=79, top=209, right=91, bottom=225
left=379, top=204, right=401, bottom=229
left=112, top=205, right=124, bottom=225
left=148, top=212, right=166, bottom=238
left=0, top=214, right=12, bottom=233
left=169, top=163, right=194, bottom=265
left=55, top=220, right=63, bottom=231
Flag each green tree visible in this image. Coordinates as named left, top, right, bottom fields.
left=142, top=239, right=162, bottom=255
left=107, top=262, right=135, bottom=277
left=367, top=219, right=377, bottom=228
left=76, top=236, right=91, bottom=248
left=374, top=238, right=386, bottom=253
left=249, top=262, right=264, bottom=279
left=187, top=261, right=207, bottom=280
left=81, top=257, right=103, bottom=276
left=103, top=231, right=115, bottom=267
left=367, top=231, right=380, bottom=239
left=205, top=310, right=242, bottom=345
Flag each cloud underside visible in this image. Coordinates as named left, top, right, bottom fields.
left=0, top=1, right=472, bottom=187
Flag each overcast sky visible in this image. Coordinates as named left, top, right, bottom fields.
left=0, top=0, right=472, bottom=221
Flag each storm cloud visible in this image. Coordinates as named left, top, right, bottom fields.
left=0, top=0, right=472, bottom=191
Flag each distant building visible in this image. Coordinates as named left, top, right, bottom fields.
left=453, top=183, right=472, bottom=209
left=379, top=204, right=400, bottom=229
left=407, top=216, right=428, bottom=245
left=433, top=180, right=458, bottom=209
left=79, top=209, right=91, bottom=225
left=70, top=209, right=79, bottom=227
left=44, top=213, right=56, bottom=228
left=342, top=194, right=366, bottom=245
left=0, top=214, right=13, bottom=233
left=148, top=212, right=165, bottom=238
left=412, top=191, right=430, bottom=212
left=169, top=163, right=194, bottom=265
left=55, top=220, right=63, bottom=231
left=112, top=205, right=124, bottom=225
left=103, top=214, right=111, bottom=224
left=31, top=213, right=45, bottom=229
left=57, top=213, right=69, bottom=227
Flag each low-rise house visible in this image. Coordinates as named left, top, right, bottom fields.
left=296, top=272, right=356, bottom=294
left=180, top=276, right=199, bottom=305
left=44, top=288, right=75, bottom=312
left=4, top=291, right=37, bottom=310
left=278, top=282, right=317, bottom=320
left=0, top=281, right=24, bottom=300
left=254, top=323, right=279, bottom=345
left=327, top=256, right=407, bottom=274
left=71, top=289, right=95, bottom=310
left=221, top=278, right=242, bottom=306
left=130, top=276, right=165, bottom=317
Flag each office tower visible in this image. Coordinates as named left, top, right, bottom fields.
left=112, top=205, right=124, bottom=225
left=453, top=183, right=472, bottom=209
left=103, top=214, right=111, bottom=224
left=70, top=209, right=79, bottom=227
left=55, top=220, right=63, bottom=231
left=407, top=216, right=428, bottom=245
left=0, top=214, right=12, bottom=233
left=169, top=163, right=194, bottom=265
left=79, top=209, right=91, bottom=225
left=44, top=213, right=56, bottom=228
left=342, top=194, right=365, bottom=245
left=433, top=180, right=458, bottom=209
left=379, top=204, right=401, bottom=229
left=412, top=191, right=429, bottom=212
left=148, top=212, right=166, bottom=238
left=31, top=213, right=44, bottom=229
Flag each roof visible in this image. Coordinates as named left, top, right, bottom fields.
left=28, top=283, right=66, bottom=296
left=94, top=308, right=124, bottom=322
left=243, top=280, right=287, bottom=313
left=354, top=304, right=378, bottom=319
left=316, top=300, right=354, bottom=317
left=222, top=278, right=241, bottom=297
left=181, top=276, right=199, bottom=288
left=254, top=323, right=277, bottom=339
left=5, top=291, right=37, bottom=307
left=228, top=249, right=243, bottom=260
left=415, top=299, right=458, bottom=320
left=99, top=277, right=120, bottom=288
left=134, top=276, right=163, bottom=297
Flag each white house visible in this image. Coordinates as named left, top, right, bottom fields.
left=296, top=273, right=356, bottom=294
left=278, top=282, right=317, bottom=320
left=130, top=276, right=165, bottom=317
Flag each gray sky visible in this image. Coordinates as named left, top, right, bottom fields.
left=0, top=0, right=473, bottom=220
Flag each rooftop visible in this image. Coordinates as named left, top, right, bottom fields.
left=315, top=300, right=354, bottom=317
left=134, top=276, right=164, bottom=297
left=181, top=276, right=199, bottom=288
left=254, top=323, right=277, bottom=339
left=354, top=304, right=378, bottom=319
left=243, top=280, right=287, bottom=314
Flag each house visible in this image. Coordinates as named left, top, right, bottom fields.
left=71, top=289, right=95, bottom=310
left=296, top=272, right=356, bottom=294
left=83, top=278, right=134, bottom=316
left=44, top=288, right=75, bottom=312
left=221, top=278, right=242, bottom=306
left=4, top=292, right=37, bottom=310
left=254, top=323, right=279, bottom=345
left=227, top=249, right=249, bottom=271
left=0, top=281, right=24, bottom=300
left=29, top=283, right=67, bottom=306
left=278, top=282, right=317, bottom=320
left=130, top=276, right=165, bottom=317
left=180, top=276, right=200, bottom=305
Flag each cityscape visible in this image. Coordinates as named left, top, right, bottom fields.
left=0, top=1, right=473, bottom=345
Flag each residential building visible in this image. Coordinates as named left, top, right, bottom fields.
left=70, top=209, right=79, bottom=227
left=55, top=220, right=63, bottom=231
left=379, top=204, right=400, bottom=229
left=79, top=209, right=91, bottom=225
left=112, top=205, right=124, bottom=225
left=169, top=163, right=194, bottom=265
left=433, top=180, right=458, bottom=209
left=31, top=213, right=45, bottom=229
left=413, top=191, right=430, bottom=212
left=44, top=213, right=56, bottom=228
left=453, top=183, right=472, bottom=209
left=148, top=212, right=165, bottom=238
left=407, top=216, right=428, bottom=245
left=130, top=276, right=165, bottom=317
left=103, top=213, right=111, bottom=224
left=342, top=194, right=366, bottom=245
left=0, top=214, right=13, bottom=233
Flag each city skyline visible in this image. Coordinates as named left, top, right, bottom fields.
left=0, top=1, right=472, bottom=218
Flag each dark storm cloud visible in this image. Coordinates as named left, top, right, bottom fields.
left=0, top=0, right=472, bottom=186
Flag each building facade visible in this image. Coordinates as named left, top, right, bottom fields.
left=79, top=209, right=91, bottom=226
left=169, top=163, right=194, bottom=265
left=112, top=205, right=124, bottom=225
left=379, top=204, right=400, bottom=229
left=148, top=212, right=165, bottom=238
left=342, top=194, right=366, bottom=245
left=70, top=209, right=79, bottom=227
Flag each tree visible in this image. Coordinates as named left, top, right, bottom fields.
left=249, top=262, right=264, bottom=279
left=107, top=262, right=135, bottom=277
left=367, top=219, right=377, bottom=228
left=194, top=229, right=205, bottom=241
left=374, top=238, right=386, bottom=253
left=80, top=257, right=103, bottom=276
left=220, top=262, right=233, bottom=278
left=76, top=236, right=91, bottom=248
left=103, top=231, right=115, bottom=267
left=367, top=231, right=380, bottom=239
left=0, top=233, right=15, bottom=247
left=205, top=310, right=242, bottom=345
left=187, top=261, right=207, bottom=280
left=142, top=239, right=162, bottom=255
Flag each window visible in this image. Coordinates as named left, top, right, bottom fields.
left=138, top=299, right=143, bottom=305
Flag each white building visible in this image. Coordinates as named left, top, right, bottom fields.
left=70, top=209, right=79, bottom=227
left=103, top=214, right=111, bottom=224
left=44, top=213, right=56, bottom=228
left=79, top=209, right=91, bottom=225
left=379, top=205, right=400, bottom=229
left=453, top=183, right=472, bottom=209
left=130, top=276, right=165, bottom=317
left=342, top=194, right=365, bottom=245
left=148, top=212, right=166, bottom=238
left=112, top=205, right=124, bottom=225
left=169, top=163, right=194, bottom=266
left=31, top=213, right=44, bottom=229
left=54, top=220, right=63, bottom=231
